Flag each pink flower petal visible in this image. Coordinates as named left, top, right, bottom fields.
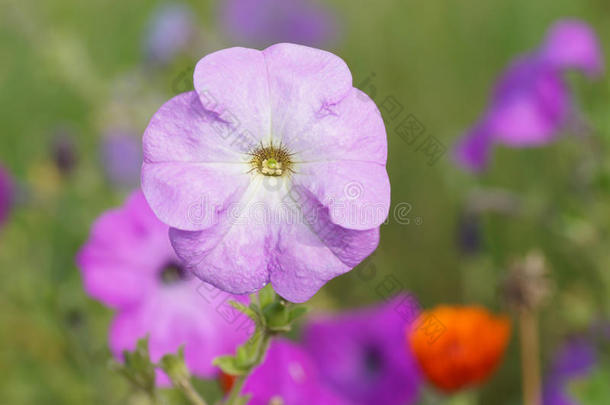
left=193, top=47, right=271, bottom=144
left=292, top=160, right=390, bottom=230
left=263, top=43, right=352, bottom=148
left=541, top=19, right=604, bottom=77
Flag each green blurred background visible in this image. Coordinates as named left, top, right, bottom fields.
left=1, top=0, right=609, bottom=404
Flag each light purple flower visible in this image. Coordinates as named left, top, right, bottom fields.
left=242, top=339, right=351, bottom=405
left=144, top=3, right=196, bottom=66
left=0, top=164, right=14, bottom=228
left=542, top=338, right=597, bottom=405
left=100, top=130, right=143, bottom=188
left=220, top=0, right=337, bottom=48
left=77, top=191, right=250, bottom=386
left=303, top=296, right=422, bottom=405
left=455, top=19, right=603, bottom=171
left=141, top=43, right=390, bottom=303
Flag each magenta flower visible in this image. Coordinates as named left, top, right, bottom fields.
left=220, top=0, right=337, bottom=48
left=141, top=43, right=390, bottom=303
left=455, top=19, right=603, bottom=171
left=77, top=191, right=250, bottom=386
left=303, top=296, right=422, bottom=405
left=0, top=164, right=14, bottom=228
left=242, top=339, right=350, bottom=405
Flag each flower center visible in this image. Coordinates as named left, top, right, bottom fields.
left=159, top=261, right=189, bottom=285
left=249, top=142, right=294, bottom=177
left=363, top=345, right=384, bottom=375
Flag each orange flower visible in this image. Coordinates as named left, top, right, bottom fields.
left=407, top=305, right=511, bottom=393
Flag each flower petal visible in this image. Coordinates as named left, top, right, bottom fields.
left=489, top=57, right=571, bottom=146
left=288, top=88, right=387, bottom=163
left=109, top=282, right=250, bottom=386
left=193, top=47, right=271, bottom=146
left=169, top=205, right=271, bottom=295
left=271, top=190, right=379, bottom=302
left=541, top=19, right=604, bottom=77
left=262, top=43, right=353, bottom=147
left=243, top=339, right=351, bottom=405
left=291, top=160, right=390, bottom=230
left=77, top=192, right=171, bottom=309
left=453, top=122, right=494, bottom=172
left=142, top=161, right=250, bottom=231
left=143, top=91, right=244, bottom=164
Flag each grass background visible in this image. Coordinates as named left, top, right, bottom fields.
left=1, top=0, right=609, bottom=403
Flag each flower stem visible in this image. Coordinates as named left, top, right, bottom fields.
left=176, top=378, right=208, bottom=405
left=519, top=308, right=541, bottom=405
left=225, top=328, right=272, bottom=404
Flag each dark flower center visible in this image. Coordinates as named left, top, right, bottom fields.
left=363, top=345, right=384, bottom=375
left=159, top=261, right=190, bottom=285
left=248, top=141, right=294, bottom=177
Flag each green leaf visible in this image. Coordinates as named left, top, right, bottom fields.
left=258, top=284, right=276, bottom=310
left=159, top=346, right=190, bottom=383
left=230, top=300, right=262, bottom=325
left=213, top=355, right=248, bottom=376
left=287, top=306, right=309, bottom=323
left=112, top=336, right=157, bottom=392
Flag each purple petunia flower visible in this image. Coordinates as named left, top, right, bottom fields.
left=220, top=0, right=337, bottom=48
left=542, top=338, right=597, bottom=405
left=242, top=339, right=351, bottom=405
left=0, top=164, right=14, bottom=228
left=100, top=130, right=143, bottom=188
left=303, top=296, right=422, bottom=405
left=77, top=191, right=250, bottom=386
left=141, top=43, right=390, bottom=303
left=144, top=3, right=196, bottom=66
left=455, top=19, right=603, bottom=171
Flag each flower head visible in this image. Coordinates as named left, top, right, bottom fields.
left=141, top=43, right=390, bottom=303
left=77, top=191, right=250, bottom=386
left=408, top=305, right=511, bottom=392
left=303, top=296, right=421, bottom=405
left=220, top=0, right=337, bottom=48
left=230, top=339, right=350, bottom=405
left=0, top=164, right=14, bottom=228
left=454, top=19, right=603, bottom=171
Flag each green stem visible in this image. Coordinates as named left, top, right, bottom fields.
left=177, top=378, right=208, bottom=405
left=225, top=330, right=272, bottom=404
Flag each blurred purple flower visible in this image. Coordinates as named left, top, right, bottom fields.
left=77, top=191, right=250, bottom=386
left=0, top=164, right=14, bottom=228
left=220, top=0, right=337, bottom=48
left=100, top=131, right=142, bottom=188
left=303, top=296, right=421, bottom=405
left=144, top=3, right=196, bottom=66
left=543, top=338, right=597, bottom=405
left=242, top=339, right=351, bottom=405
left=455, top=19, right=603, bottom=171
